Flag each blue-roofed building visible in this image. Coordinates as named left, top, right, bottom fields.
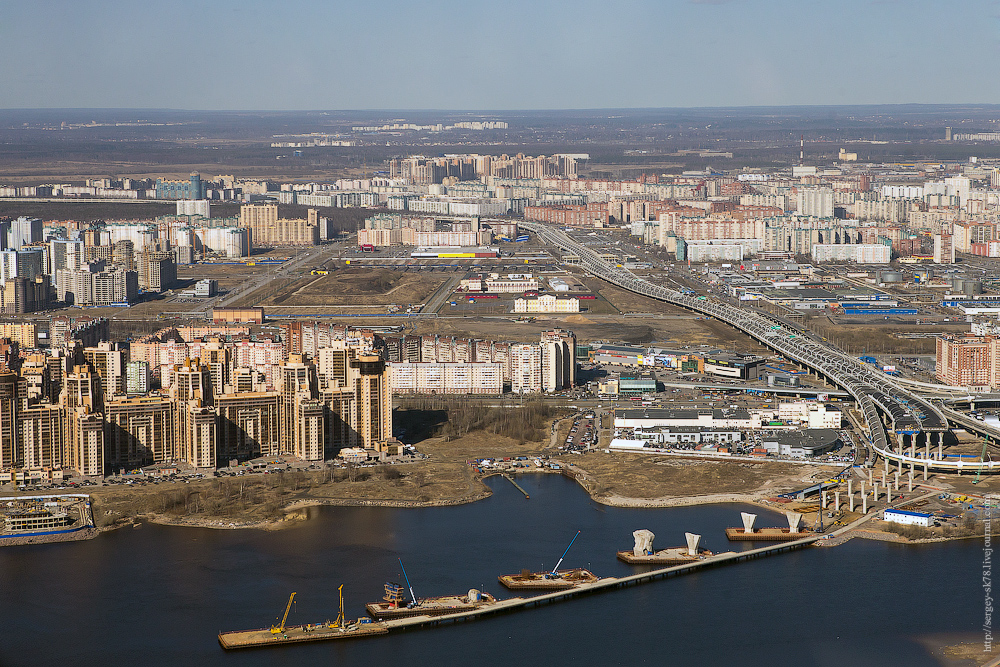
left=883, top=509, right=933, bottom=527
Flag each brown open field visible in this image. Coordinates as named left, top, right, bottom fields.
left=262, top=268, right=446, bottom=308
left=564, top=452, right=830, bottom=500
left=577, top=274, right=689, bottom=315
left=804, top=315, right=969, bottom=355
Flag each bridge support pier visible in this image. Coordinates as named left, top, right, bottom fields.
left=893, top=471, right=899, bottom=491
left=884, top=457, right=889, bottom=476
left=938, top=432, right=944, bottom=460
left=860, top=481, right=866, bottom=498
left=924, top=463, right=928, bottom=481
left=873, top=483, right=878, bottom=502
left=849, top=493, right=855, bottom=512
left=821, top=491, right=827, bottom=509
left=848, top=478, right=853, bottom=497
left=908, top=472, right=913, bottom=492
left=863, top=494, right=868, bottom=514
left=834, top=491, right=840, bottom=511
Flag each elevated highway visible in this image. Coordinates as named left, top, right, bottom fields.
left=522, top=222, right=990, bottom=473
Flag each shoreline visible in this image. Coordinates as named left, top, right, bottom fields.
left=31, top=466, right=986, bottom=548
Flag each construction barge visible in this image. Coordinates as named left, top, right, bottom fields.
left=498, top=567, right=599, bottom=590
left=617, top=530, right=713, bottom=565
left=219, top=587, right=388, bottom=650
left=498, top=530, right=601, bottom=590
left=725, top=527, right=816, bottom=541
left=218, top=621, right=388, bottom=649
left=366, top=581, right=498, bottom=620
left=726, top=510, right=816, bottom=541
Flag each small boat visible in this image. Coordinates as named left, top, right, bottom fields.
left=498, top=530, right=599, bottom=590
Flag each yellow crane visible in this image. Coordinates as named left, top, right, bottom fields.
left=332, top=585, right=345, bottom=629
left=270, top=592, right=296, bottom=635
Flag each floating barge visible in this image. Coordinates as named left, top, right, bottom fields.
left=619, top=530, right=712, bottom=565
left=218, top=621, right=387, bottom=649
left=498, top=567, right=599, bottom=590
left=366, top=582, right=498, bottom=620
left=725, top=527, right=815, bottom=542
left=499, top=530, right=599, bottom=590
left=219, top=586, right=388, bottom=650
left=617, top=546, right=713, bottom=565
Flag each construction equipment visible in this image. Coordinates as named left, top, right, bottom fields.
left=270, top=592, right=297, bottom=635
left=398, top=558, right=417, bottom=608
left=332, top=585, right=345, bottom=629
left=547, top=530, right=581, bottom=578
left=974, top=436, right=992, bottom=484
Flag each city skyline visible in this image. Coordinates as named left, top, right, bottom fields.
left=2, top=0, right=997, bottom=110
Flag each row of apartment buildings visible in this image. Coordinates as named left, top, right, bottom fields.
left=0, top=346, right=393, bottom=476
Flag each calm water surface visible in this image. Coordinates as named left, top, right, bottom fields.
left=0, top=475, right=984, bottom=666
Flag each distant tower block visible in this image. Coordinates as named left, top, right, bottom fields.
left=632, top=529, right=654, bottom=557
left=741, top=512, right=757, bottom=534
left=786, top=511, right=802, bottom=534
left=685, top=532, right=701, bottom=556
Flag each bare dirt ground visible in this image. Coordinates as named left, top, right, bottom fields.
left=804, top=316, right=969, bottom=355
left=269, top=268, right=444, bottom=307
left=560, top=452, right=829, bottom=503
left=578, top=276, right=688, bottom=315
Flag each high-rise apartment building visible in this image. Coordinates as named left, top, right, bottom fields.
left=84, top=342, right=127, bottom=401
left=216, top=391, right=281, bottom=461
left=126, top=361, right=150, bottom=395
left=137, top=242, right=176, bottom=292
left=540, top=341, right=563, bottom=393
left=541, top=329, right=578, bottom=390
left=104, top=396, right=175, bottom=470
left=796, top=187, right=834, bottom=218
left=936, top=335, right=1000, bottom=390
left=511, top=344, right=542, bottom=393
left=349, top=355, right=392, bottom=449
left=240, top=204, right=319, bottom=248
left=67, top=409, right=105, bottom=477
left=933, top=233, right=955, bottom=264
left=18, top=404, right=63, bottom=469
left=0, top=371, right=20, bottom=468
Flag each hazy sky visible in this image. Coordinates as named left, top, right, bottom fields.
left=1, top=0, right=996, bottom=110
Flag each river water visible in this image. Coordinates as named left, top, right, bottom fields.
left=0, top=474, right=986, bottom=666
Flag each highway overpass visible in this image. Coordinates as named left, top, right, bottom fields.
left=522, top=221, right=994, bottom=474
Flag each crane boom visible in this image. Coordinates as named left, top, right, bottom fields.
left=271, top=592, right=296, bottom=634
left=551, top=530, right=581, bottom=575
left=399, top=558, right=417, bottom=606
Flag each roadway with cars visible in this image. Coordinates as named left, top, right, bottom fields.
left=520, top=221, right=1000, bottom=474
